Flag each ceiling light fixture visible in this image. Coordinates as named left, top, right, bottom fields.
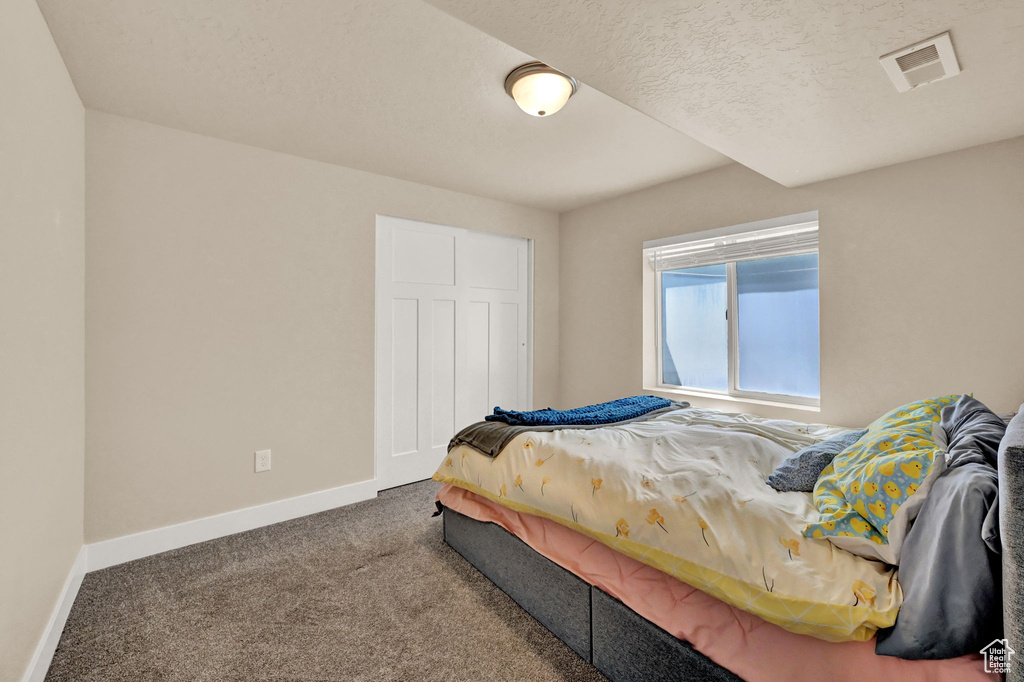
left=504, top=62, right=578, bottom=117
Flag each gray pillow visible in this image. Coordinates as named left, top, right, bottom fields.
left=767, top=429, right=867, bottom=493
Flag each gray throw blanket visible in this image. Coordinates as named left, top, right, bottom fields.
left=449, top=401, right=689, bottom=458
left=875, top=463, right=1002, bottom=658
left=876, top=395, right=1006, bottom=659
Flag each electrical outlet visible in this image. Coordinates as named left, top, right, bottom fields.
left=255, top=449, right=271, bottom=473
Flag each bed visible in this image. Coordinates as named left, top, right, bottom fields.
left=433, top=398, right=1024, bottom=682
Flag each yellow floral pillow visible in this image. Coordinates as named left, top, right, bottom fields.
left=803, top=395, right=959, bottom=564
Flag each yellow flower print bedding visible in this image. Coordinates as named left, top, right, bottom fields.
left=804, top=395, right=958, bottom=565
left=434, top=407, right=902, bottom=642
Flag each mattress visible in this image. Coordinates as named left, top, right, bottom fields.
left=435, top=407, right=899, bottom=641
left=438, top=484, right=996, bottom=682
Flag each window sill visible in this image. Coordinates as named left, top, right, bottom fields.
left=644, top=385, right=821, bottom=413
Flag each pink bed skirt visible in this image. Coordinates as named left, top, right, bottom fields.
left=438, top=483, right=997, bottom=682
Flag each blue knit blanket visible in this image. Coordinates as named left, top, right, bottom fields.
left=484, top=395, right=672, bottom=426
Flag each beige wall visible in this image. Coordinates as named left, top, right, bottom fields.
left=0, top=1, right=85, bottom=680
left=559, top=137, right=1024, bottom=427
left=85, top=111, right=559, bottom=542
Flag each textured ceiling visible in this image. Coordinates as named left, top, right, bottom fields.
left=34, top=0, right=731, bottom=212
left=424, top=0, right=1024, bottom=187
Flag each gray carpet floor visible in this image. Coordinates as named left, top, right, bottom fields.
left=46, top=481, right=607, bottom=681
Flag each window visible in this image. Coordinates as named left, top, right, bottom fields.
left=644, top=212, right=819, bottom=407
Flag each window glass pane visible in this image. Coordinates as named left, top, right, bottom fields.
left=661, top=264, right=727, bottom=391
left=736, top=253, right=819, bottom=398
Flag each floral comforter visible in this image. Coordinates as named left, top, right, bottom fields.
left=433, top=407, right=902, bottom=641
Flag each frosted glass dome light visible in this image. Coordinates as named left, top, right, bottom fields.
left=504, top=63, right=578, bottom=117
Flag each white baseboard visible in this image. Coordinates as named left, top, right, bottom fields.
left=23, top=479, right=377, bottom=681
left=87, top=478, right=378, bottom=571
left=22, top=546, right=88, bottom=682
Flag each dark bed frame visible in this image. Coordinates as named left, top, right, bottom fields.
left=442, top=405, right=1024, bottom=682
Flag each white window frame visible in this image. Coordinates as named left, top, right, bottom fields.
left=643, top=211, right=820, bottom=410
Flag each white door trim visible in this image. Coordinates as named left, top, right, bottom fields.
left=526, top=238, right=535, bottom=413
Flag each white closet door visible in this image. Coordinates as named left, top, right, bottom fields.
left=375, top=215, right=530, bottom=490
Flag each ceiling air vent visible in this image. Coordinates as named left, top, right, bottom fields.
left=880, top=32, right=960, bottom=93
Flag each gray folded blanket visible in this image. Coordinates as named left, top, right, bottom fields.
left=448, top=400, right=689, bottom=458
